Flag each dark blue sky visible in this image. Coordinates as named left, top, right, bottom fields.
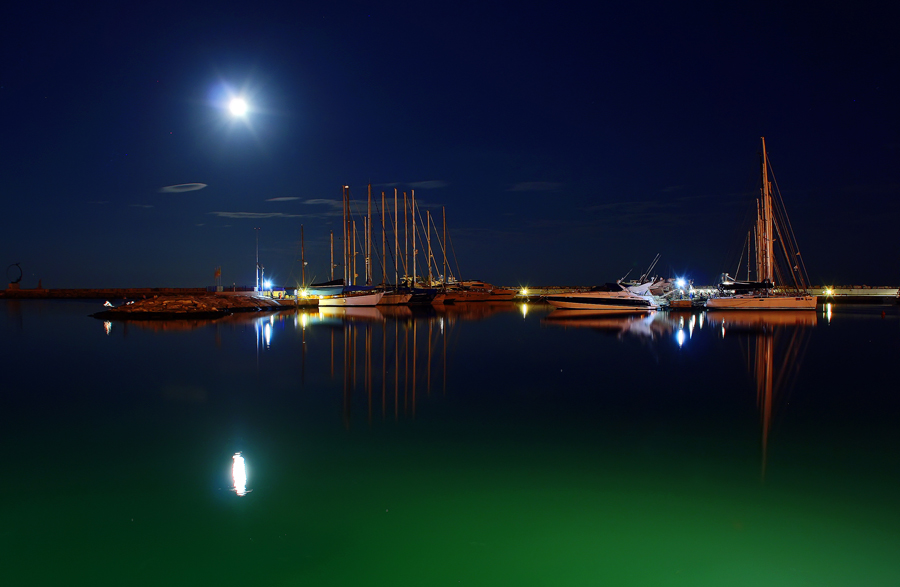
left=2, top=2, right=897, bottom=288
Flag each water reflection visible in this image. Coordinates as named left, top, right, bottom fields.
left=232, top=452, right=248, bottom=496
left=706, top=310, right=816, bottom=479
left=542, top=310, right=676, bottom=340
left=95, top=303, right=819, bottom=477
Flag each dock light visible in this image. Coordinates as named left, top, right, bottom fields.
left=519, top=287, right=529, bottom=296
left=264, top=280, right=272, bottom=290
left=825, top=288, right=834, bottom=296
left=676, top=278, right=686, bottom=289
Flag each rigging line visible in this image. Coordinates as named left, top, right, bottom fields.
left=734, top=233, right=746, bottom=279
left=377, top=197, right=407, bottom=283
left=413, top=201, right=446, bottom=280
left=768, top=161, right=811, bottom=288
left=446, top=228, right=462, bottom=283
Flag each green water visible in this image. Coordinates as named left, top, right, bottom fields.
left=2, top=301, right=899, bottom=586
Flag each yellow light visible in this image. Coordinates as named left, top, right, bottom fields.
left=519, top=288, right=528, bottom=296
left=825, top=288, right=834, bottom=296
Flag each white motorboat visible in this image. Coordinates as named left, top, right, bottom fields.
left=545, top=280, right=660, bottom=312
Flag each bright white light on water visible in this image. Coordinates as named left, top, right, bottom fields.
left=104, top=321, right=112, bottom=335
left=232, top=452, right=248, bottom=496
left=519, top=303, right=529, bottom=319
left=229, top=98, right=248, bottom=116
left=676, top=329, right=686, bottom=347
left=264, top=322, right=272, bottom=347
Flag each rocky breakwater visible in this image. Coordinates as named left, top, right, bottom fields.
left=92, top=294, right=288, bottom=320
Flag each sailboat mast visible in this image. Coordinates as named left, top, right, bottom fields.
left=760, top=136, right=774, bottom=283
left=403, top=192, right=408, bottom=285
left=442, top=206, right=447, bottom=286
left=342, top=185, right=350, bottom=285
left=330, top=230, right=334, bottom=281
left=367, top=183, right=372, bottom=285
left=352, top=220, right=357, bottom=286
left=394, top=189, right=399, bottom=286
left=426, top=209, right=432, bottom=286
left=381, top=191, right=386, bottom=286
left=300, top=224, right=306, bottom=287
left=411, top=190, right=417, bottom=287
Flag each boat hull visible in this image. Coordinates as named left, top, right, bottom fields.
left=318, top=292, right=385, bottom=307
left=378, top=293, right=413, bottom=305
left=705, top=295, right=816, bottom=310
left=545, top=293, right=658, bottom=312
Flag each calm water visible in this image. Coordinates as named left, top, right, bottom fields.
left=2, top=300, right=899, bottom=586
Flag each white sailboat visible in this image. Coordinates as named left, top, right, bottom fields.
left=706, top=137, right=816, bottom=311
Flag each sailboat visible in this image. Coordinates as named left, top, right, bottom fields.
left=706, top=137, right=817, bottom=311
left=317, top=186, right=384, bottom=307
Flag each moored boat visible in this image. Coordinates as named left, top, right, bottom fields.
left=545, top=280, right=659, bottom=312
left=317, top=290, right=385, bottom=307
left=706, top=137, right=816, bottom=311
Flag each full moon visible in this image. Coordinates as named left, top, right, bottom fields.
left=229, top=98, right=248, bottom=116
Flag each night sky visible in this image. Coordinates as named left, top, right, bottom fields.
left=2, top=2, right=897, bottom=289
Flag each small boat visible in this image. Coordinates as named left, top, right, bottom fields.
left=706, top=137, right=816, bottom=311
left=317, top=291, right=384, bottom=307
left=545, top=280, right=659, bottom=312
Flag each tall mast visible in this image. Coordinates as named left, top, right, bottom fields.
left=300, top=224, right=305, bottom=287
left=394, top=189, right=399, bottom=286
left=403, top=192, right=408, bottom=285
left=342, top=185, right=350, bottom=285
left=381, top=191, right=386, bottom=286
left=760, top=136, right=774, bottom=283
left=411, top=189, right=417, bottom=287
left=442, top=206, right=447, bottom=286
left=367, top=183, right=372, bottom=285
left=330, top=230, right=334, bottom=281
left=426, top=209, right=432, bottom=285
left=352, top=220, right=357, bottom=286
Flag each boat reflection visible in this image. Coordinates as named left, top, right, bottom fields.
left=542, top=310, right=676, bottom=340
left=707, top=310, right=815, bottom=479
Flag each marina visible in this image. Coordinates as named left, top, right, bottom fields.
left=3, top=299, right=899, bottom=586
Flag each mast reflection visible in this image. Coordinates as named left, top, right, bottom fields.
left=707, top=311, right=816, bottom=480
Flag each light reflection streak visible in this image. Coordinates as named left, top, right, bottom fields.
left=232, top=452, right=248, bottom=496
left=519, top=303, right=529, bottom=319
left=676, top=329, right=686, bottom=347
left=104, top=321, right=112, bottom=335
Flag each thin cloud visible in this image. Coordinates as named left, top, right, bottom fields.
left=304, top=199, right=343, bottom=208
left=209, top=211, right=304, bottom=219
left=407, top=180, right=448, bottom=189
left=266, top=197, right=300, bottom=202
left=159, top=183, right=207, bottom=193
left=508, top=182, right=563, bottom=191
